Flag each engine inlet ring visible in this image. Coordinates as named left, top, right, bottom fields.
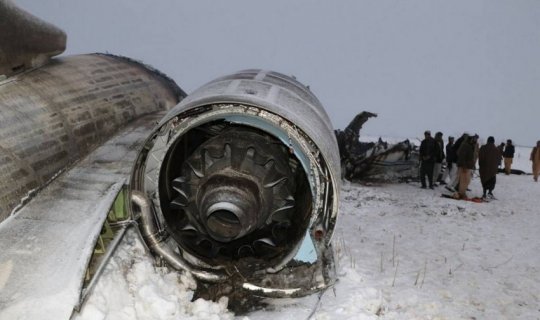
left=139, top=104, right=325, bottom=269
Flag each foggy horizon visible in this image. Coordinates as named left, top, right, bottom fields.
left=17, top=0, right=540, bottom=146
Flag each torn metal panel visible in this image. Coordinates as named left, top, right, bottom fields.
left=335, top=111, right=378, bottom=162
left=344, top=139, right=419, bottom=181
left=336, top=111, right=419, bottom=181
left=0, top=53, right=184, bottom=222
left=0, top=113, right=163, bottom=320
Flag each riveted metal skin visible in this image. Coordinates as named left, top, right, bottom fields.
left=0, top=53, right=185, bottom=222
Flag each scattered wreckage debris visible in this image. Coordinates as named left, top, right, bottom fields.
left=440, top=193, right=488, bottom=203
left=335, top=111, right=419, bottom=182
left=334, top=113, right=530, bottom=184
left=0, top=2, right=341, bottom=317
left=498, top=168, right=526, bottom=175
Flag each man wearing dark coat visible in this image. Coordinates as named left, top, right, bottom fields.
left=448, top=133, right=468, bottom=190
left=497, top=142, right=505, bottom=169
left=433, top=132, right=445, bottom=184
left=503, top=139, right=515, bottom=175
left=442, top=136, right=456, bottom=185
left=478, top=136, right=501, bottom=198
left=530, top=140, right=540, bottom=182
left=455, top=134, right=475, bottom=199
left=419, top=130, right=436, bottom=189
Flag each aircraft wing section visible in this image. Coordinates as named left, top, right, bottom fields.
left=0, top=113, right=162, bottom=320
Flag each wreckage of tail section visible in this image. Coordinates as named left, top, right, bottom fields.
left=0, top=1, right=340, bottom=318
left=335, top=111, right=419, bottom=181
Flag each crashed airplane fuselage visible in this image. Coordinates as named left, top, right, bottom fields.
left=0, top=1, right=340, bottom=318
left=335, top=111, right=418, bottom=182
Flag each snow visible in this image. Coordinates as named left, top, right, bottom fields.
left=74, top=147, right=540, bottom=320
left=73, top=231, right=237, bottom=320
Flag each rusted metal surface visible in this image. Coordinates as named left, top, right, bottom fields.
left=0, top=113, right=163, bottom=320
left=0, top=0, right=66, bottom=77
left=0, top=53, right=185, bottom=222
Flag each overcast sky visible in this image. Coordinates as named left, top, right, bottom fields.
left=17, top=0, right=540, bottom=146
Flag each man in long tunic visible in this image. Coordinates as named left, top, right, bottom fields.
left=478, top=136, right=501, bottom=198
left=419, top=130, right=437, bottom=189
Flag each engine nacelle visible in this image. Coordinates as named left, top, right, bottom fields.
left=130, top=70, right=340, bottom=302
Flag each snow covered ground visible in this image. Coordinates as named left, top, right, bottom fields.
left=74, top=146, right=539, bottom=320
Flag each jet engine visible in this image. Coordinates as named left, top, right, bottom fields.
left=0, top=1, right=342, bottom=315
left=129, top=70, right=341, bottom=302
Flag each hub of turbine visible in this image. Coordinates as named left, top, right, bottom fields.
left=165, top=127, right=297, bottom=261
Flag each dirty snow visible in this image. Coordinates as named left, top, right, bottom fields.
left=72, top=230, right=236, bottom=320
left=74, top=146, right=540, bottom=320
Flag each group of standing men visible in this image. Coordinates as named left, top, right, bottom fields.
left=419, top=130, right=523, bottom=200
